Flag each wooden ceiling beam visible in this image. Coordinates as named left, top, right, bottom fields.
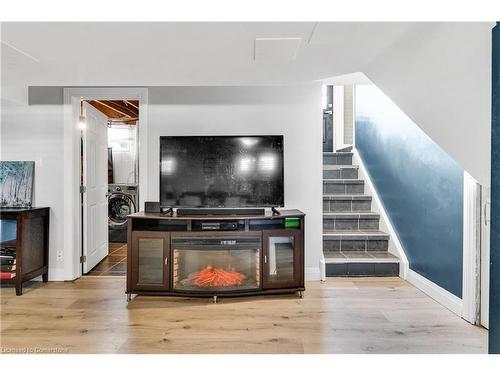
left=87, top=100, right=125, bottom=119
left=106, top=100, right=139, bottom=117
left=123, top=100, right=139, bottom=111
left=86, top=100, right=139, bottom=125
left=93, top=100, right=135, bottom=118
left=108, top=117, right=139, bottom=122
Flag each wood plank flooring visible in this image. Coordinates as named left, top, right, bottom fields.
left=0, top=277, right=487, bottom=354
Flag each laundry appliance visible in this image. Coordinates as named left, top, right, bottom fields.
left=108, top=184, right=138, bottom=243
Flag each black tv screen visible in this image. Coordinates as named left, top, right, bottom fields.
left=160, top=136, right=284, bottom=208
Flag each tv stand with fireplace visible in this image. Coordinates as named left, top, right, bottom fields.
left=126, top=209, right=305, bottom=302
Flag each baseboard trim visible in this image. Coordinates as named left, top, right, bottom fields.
left=47, top=269, right=72, bottom=281
left=407, top=269, right=463, bottom=316
left=47, top=268, right=322, bottom=282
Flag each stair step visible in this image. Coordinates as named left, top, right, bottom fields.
left=323, top=152, right=353, bottom=155
left=323, top=231, right=389, bottom=251
left=323, top=194, right=371, bottom=200
left=324, top=251, right=399, bottom=262
left=323, top=195, right=372, bottom=212
left=323, top=180, right=364, bottom=195
left=323, top=212, right=380, bottom=231
left=323, top=165, right=358, bottom=179
left=323, top=152, right=353, bottom=166
left=336, top=145, right=353, bottom=152
left=323, top=165, right=359, bottom=170
left=324, top=252, right=399, bottom=276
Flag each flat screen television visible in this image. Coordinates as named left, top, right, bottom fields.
left=160, top=136, right=284, bottom=208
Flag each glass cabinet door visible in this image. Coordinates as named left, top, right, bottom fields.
left=263, top=229, right=302, bottom=289
left=131, top=231, right=169, bottom=291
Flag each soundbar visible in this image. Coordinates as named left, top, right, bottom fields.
left=176, top=208, right=265, bottom=216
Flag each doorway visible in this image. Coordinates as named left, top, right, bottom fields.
left=81, top=100, right=139, bottom=276
left=63, top=88, right=148, bottom=281
left=322, top=85, right=333, bottom=152
left=322, top=84, right=355, bottom=153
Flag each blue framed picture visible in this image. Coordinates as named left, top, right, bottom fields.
left=0, top=161, right=35, bottom=207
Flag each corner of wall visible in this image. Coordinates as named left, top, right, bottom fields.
left=406, top=269, right=463, bottom=317
left=306, top=266, right=321, bottom=281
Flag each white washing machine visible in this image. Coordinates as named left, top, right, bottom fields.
left=108, top=184, right=138, bottom=242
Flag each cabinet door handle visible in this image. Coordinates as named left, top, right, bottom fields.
left=264, top=255, right=267, bottom=264
left=165, top=257, right=168, bottom=265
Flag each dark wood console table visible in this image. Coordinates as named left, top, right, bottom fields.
left=0, top=207, right=50, bottom=295
left=126, top=209, right=305, bottom=302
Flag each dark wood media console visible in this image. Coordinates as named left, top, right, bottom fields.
left=126, top=209, right=305, bottom=302
left=0, top=207, right=50, bottom=296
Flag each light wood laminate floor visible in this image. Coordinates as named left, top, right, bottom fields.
left=0, top=277, right=487, bottom=354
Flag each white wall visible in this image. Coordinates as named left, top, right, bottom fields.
left=1, top=97, right=67, bottom=279
left=1, top=85, right=323, bottom=280
left=147, top=86, right=323, bottom=278
left=362, top=22, right=493, bottom=187
left=108, top=125, right=137, bottom=184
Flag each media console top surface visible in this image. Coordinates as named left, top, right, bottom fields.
left=128, top=209, right=305, bottom=221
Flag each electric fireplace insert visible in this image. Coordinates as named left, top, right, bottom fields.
left=171, top=234, right=261, bottom=293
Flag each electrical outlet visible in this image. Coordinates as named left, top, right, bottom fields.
left=57, top=250, right=64, bottom=262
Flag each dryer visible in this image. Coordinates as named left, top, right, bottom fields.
left=108, top=184, right=138, bottom=242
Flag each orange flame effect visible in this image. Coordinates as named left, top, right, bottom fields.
left=187, top=266, right=246, bottom=287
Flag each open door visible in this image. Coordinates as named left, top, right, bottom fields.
left=82, top=102, right=109, bottom=273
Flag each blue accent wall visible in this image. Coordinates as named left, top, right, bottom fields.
left=355, top=85, right=464, bottom=298
left=490, top=22, right=500, bottom=354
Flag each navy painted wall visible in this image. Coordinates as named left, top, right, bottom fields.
left=355, top=85, right=464, bottom=298
left=490, top=22, right=500, bottom=354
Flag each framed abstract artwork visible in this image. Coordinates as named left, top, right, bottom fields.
left=0, top=161, right=35, bottom=207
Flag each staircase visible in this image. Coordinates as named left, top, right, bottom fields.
left=323, top=150, right=400, bottom=276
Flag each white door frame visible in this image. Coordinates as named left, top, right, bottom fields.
left=333, top=86, right=345, bottom=152
left=63, top=87, right=149, bottom=280
left=480, top=186, right=491, bottom=328
left=462, top=171, right=481, bottom=324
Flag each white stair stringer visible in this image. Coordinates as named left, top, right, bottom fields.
left=351, top=148, right=410, bottom=279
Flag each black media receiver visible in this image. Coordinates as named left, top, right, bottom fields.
left=201, top=222, right=239, bottom=231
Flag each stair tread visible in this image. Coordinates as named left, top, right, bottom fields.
left=323, top=165, right=359, bottom=170
left=323, top=212, right=380, bottom=218
left=323, top=179, right=364, bottom=183
left=323, top=230, right=389, bottom=238
left=336, top=146, right=353, bottom=152
left=324, top=251, right=399, bottom=264
left=323, top=152, right=353, bottom=156
left=323, top=194, right=372, bottom=200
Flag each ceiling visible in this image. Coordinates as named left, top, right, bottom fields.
left=0, top=22, right=494, bottom=185
left=1, top=22, right=423, bottom=88
left=87, top=100, right=139, bottom=124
